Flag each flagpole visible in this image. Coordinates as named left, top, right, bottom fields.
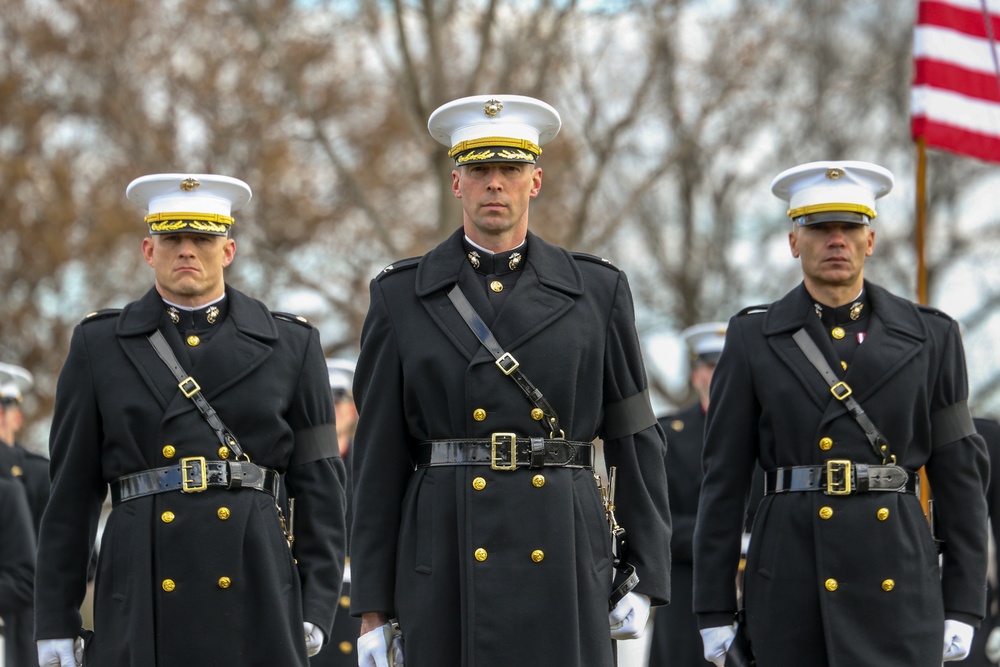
left=916, top=136, right=932, bottom=518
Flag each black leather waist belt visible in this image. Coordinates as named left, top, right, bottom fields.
left=415, top=435, right=593, bottom=471
left=111, top=457, right=280, bottom=505
left=764, top=461, right=919, bottom=496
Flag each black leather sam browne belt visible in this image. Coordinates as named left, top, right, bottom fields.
left=415, top=435, right=593, bottom=470
left=110, top=457, right=280, bottom=505
left=764, top=460, right=920, bottom=496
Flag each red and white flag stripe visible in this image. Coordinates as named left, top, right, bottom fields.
left=912, top=0, right=1000, bottom=162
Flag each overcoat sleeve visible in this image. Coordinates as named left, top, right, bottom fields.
left=35, top=324, right=107, bottom=638
left=283, top=325, right=348, bottom=637
left=693, top=313, right=760, bottom=628
left=600, top=271, right=672, bottom=606
left=924, top=319, right=989, bottom=623
left=350, top=278, right=416, bottom=616
left=0, top=478, right=35, bottom=615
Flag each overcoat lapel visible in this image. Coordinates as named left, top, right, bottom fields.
left=763, top=281, right=929, bottom=429
left=415, top=229, right=581, bottom=366
left=763, top=284, right=832, bottom=413
left=115, top=288, right=278, bottom=422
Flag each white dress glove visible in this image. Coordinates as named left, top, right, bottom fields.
left=304, top=621, right=325, bottom=657
left=608, top=592, right=651, bottom=640
left=986, top=626, right=1000, bottom=664
left=37, top=637, right=83, bottom=667
left=358, top=622, right=404, bottom=667
left=700, top=624, right=737, bottom=667
left=943, top=619, right=975, bottom=661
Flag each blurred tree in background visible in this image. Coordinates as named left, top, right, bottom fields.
left=2, top=0, right=998, bottom=451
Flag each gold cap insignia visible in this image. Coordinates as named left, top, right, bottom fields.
left=826, top=168, right=845, bottom=180
left=180, top=177, right=201, bottom=191
left=484, top=99, right=503, bottom=117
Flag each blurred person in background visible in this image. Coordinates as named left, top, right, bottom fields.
left=310, top=359, right=362, bottom=667
left=647, top=323, right=726, bottom=667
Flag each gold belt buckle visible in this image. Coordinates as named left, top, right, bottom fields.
left=490, top=433, right=517, bottom=471
left=495, top=352, right=520, bottom=376
left=181, top=456, right=208, bottom=492
left=178, top=376, right=201, bottom=398
left=826, top=459, right=852, bottom=495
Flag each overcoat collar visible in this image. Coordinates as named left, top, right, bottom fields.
left=115, top=287, right=277, bottom=418
left=762, top=280, right=928, bottom=419
left=414, top=228, right=583, bottom=363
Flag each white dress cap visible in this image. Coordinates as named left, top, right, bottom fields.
left=125, top=173, right=252, bottom=236
left=0, top=362, right=33, bottom=403
left=681, top=322, right=727, bottom=364
left=326, top=358, right=356, bottom=396
left=770, top=161, right=894, bottom=225
left=428, top=95, right=561, bottom=165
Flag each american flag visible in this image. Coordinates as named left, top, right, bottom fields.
left=912, top=0, right=1000, bottom=162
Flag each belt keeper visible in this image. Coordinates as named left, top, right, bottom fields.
left=530, top=437, right=546, bottom=468
left=228, top=461, right=244, bottom=490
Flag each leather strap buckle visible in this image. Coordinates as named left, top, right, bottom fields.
left=181, top=456, right=208, bottom=492
left=826, top=459, right=852, bottom=495
left=495, top=352, right=520, bottom=376
left=178, top=376, right=201, bottom=398
left=830, top=381, right=852, bottom=401
left=490, top=433, right=517, bottom=471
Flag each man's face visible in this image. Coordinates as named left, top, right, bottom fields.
left=142, top=233, right=235, bottom=306
left=452, top=162, right=542, bottom=245
left=789, top=221, right=874, bottom=291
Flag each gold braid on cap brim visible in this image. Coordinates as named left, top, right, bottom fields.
left=146, top=211, right=234, bottom=236
left=449, top=136, right=541, bottom=164
left=787, top=203, right=877, bottom=220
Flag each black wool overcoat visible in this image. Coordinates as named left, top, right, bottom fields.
left=350, top=229, right=672, bottom=667
left=35, top=287, right=347, bottom=667
left=693, top=281, right=989, bottom=667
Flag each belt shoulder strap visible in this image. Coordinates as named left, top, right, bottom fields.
left=447, top=284, right=564, bottom=438
left=791, top=328, right=893, bottom=463
left=148, top=330, right=248, bottom=461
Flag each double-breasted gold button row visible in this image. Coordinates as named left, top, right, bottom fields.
left=162, top=445, right=230, bottom=459
left=161, top=576, right=231, bottom=591
left=824, top=578, right=895, bottom=592
left=471, top=409, right=547, bottom=422
left=473, top=548, right=545, bottom=563
left=472, top=475, right=546, bottom=490
left=818, top=506, right=889, bottom=521
left=161, top=507, right=231, bottom=523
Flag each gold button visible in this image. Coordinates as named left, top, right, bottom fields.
left=825, top=578, right=838, bottom=592
left=882, top=579, right=895, bottom=591
left=532, top=474, right=545, bottom=488
left=819, top=507, right=833, bottom=520
left=472, top=477, right=487, bottom=491
left=831, top=327, right=845, bottom=340
left=819, top=437, right=833, bottom=451
left=10, top=465, right=22, bottom=477
left=339, top=641, right=353, bottom=654
left=531, top=408, right=545, bottom=421
left=218, top=446, right=230, bottom=459
left=671, top=420, right=684, bottom=432
left=474, top=548, right=488, bottom=562
left=217, top=507, right=231, bottom=520
left=340, top=595, right=350, bottom=608
left=187, top=335, right=201, bottom=347
left=163, top=445, right=176, bottom=458
left=162, top=579, right=176, bottom=592
left=841, top=360, right=848, bottom=371
left=531, top=550, right=545, bottom=563
left=161, top=511, right=175, bottom=523
left=218, top=576, right=231, bottom=589
left=473, top=408, right=487, bottom=421
left=490, top=280, right=503, bottom=293
left=877, top=508, right=890, bottom=521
